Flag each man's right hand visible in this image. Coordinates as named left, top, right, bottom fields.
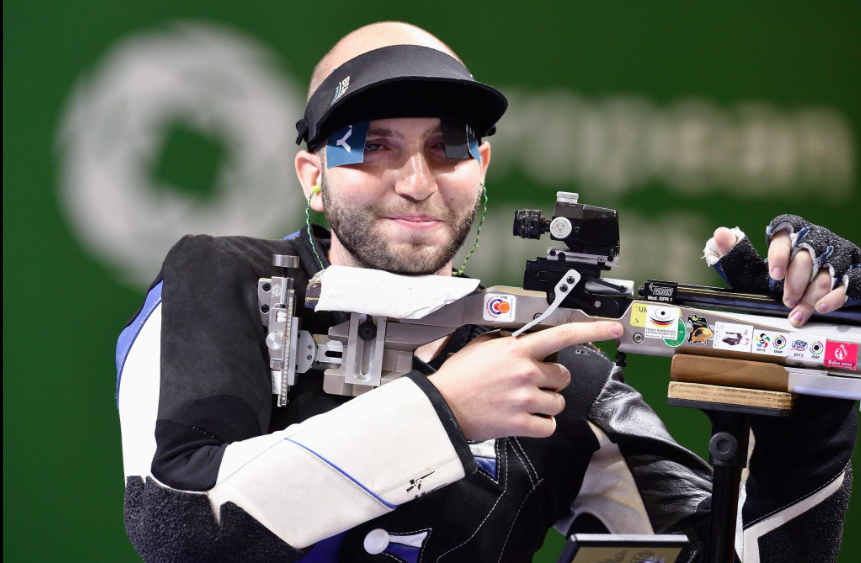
left=427, top=321, right=624, bottom=442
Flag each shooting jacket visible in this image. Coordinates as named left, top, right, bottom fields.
left=118, top=225, right=857, bottom=563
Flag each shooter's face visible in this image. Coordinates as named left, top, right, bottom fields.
left=321, top=117, right=489, bottom=275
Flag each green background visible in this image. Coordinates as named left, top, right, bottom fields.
left=4, top=1, right=860, bottom=561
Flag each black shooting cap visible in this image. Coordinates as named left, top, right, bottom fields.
left=296, top=45, right=508, bottom=150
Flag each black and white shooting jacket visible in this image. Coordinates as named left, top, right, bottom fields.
left=117, top=225, right=856, bottom=563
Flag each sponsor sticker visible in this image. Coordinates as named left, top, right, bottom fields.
left=788, top=334, right=826, bottom=363
left=644, top=305, right=680, bottom=339
left=664, top=319, right=688, bottom=348
left=686, top=314, right=713, bottom=346
left=630, top=302, right=647, bottom=327
left=825, top=341, right=857, bottom=370
left=713, top=322, right=753, bottom=352
left=751, top=330, right=789, bottom=357
left=483, top=294, right=516, bottom=322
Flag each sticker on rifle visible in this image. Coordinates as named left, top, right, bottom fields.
left=483, top=294, right=516, bottom=322
left=642, top=280, right=678, bottom=303
left=751, top=331, right=789, bottom=357
left=825, top=341, right=858, bottom=370
left=788, top=334, right=825, bottom=363
left=644, top=305, right=680, bottom=339
left=686, top=314, right=713, bottom=346
left=663, top=319, right=688, bottom=348
left=629, top=302, right=647, bottom=328
left=808, top=340, right=825, bottom=361
left=713, top=322, right=753, bottom=352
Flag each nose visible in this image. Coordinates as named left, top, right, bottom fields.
left=393, top=152, right=437, bottom=202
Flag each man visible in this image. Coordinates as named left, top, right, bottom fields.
left=118, top=22, right=859, bottom=562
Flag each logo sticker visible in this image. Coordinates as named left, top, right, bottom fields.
left=773, top=334, right=787, bottom=351
left=713, top=322, right=753, bottom=352
left=825, top=341, right=858, bottom=370
left=751, top=331, right=789, bottom=357
left=663, top=319, right=688, bottom=348
left=483, top=294, right=516, bottom=322
left=809, top=340, right=825, bottom=358
left=787, top=333, right=827, bottom=363
left=686, top=314, right=713, bottom=346
left=644, top=305, right=680, bottom=339
left=629, top=302, right=647, bottom=327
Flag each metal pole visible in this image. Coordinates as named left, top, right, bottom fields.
left=707, top=465, right=743, bottom=563
left=703, top=411, right=753, bottom=563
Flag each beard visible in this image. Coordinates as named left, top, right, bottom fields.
left=321, top=174, right=481, bottom=275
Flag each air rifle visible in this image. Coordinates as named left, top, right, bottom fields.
left=258, top=191, right=860, bottom=405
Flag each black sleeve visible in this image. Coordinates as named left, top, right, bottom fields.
left=152, top=235, right=273, bottom=491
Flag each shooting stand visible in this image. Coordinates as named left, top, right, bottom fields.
left=667, top=355, right=796, bottom=563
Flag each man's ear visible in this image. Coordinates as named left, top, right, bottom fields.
left=295, top=149, right=325, bottom=212
left=478, top=141, right=492, bottom=184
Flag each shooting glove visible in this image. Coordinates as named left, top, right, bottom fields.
left=703, top=215, right=861, bottom=305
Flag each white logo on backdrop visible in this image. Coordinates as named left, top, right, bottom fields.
left=57, top=23, right=304, bottom=288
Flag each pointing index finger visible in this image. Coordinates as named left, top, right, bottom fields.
left=519, top=321, right=624, bottom=360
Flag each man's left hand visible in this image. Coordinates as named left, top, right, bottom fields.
left=713, top=227, right=845, bottom=327
left=707, top=215, right=860, bottom=328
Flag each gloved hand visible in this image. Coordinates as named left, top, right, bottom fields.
left=703, top=215, right=860, bottom=327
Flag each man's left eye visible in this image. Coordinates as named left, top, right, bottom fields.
left=365, top=143, right=384, bottom=152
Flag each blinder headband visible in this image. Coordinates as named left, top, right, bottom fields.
left=296, top=45, right=508, bottom=151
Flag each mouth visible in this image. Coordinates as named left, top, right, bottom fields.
left=386, top=215, right=445, bottom=230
